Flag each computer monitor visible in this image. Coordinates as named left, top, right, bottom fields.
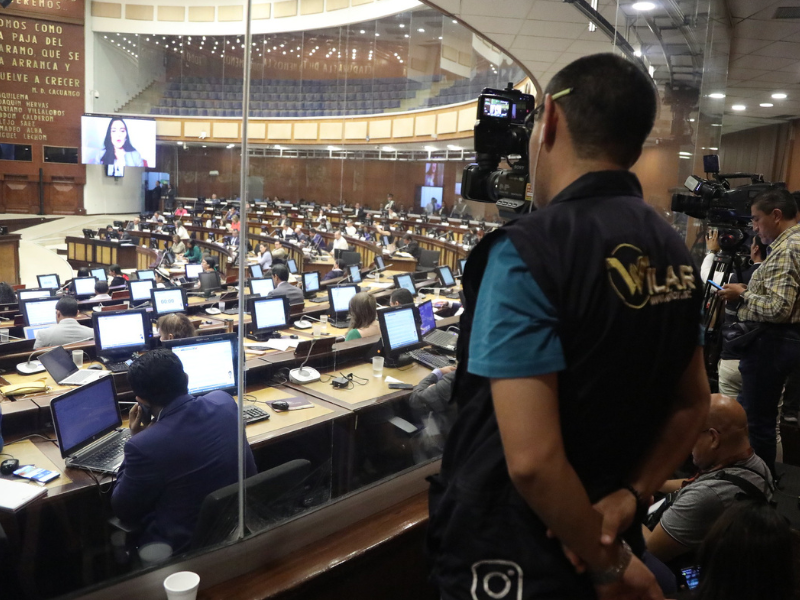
left=151, top=287, right=188, bottom=318
left=73, top=276, right=97, bottom=297
left=417, top=300, right=436, bottom=336
left=17, top=288, right=53, bottom=302
left=91, top=267, right=107, bottom=281
left=375, top=255, right=386, bottom=271
left=341, top=251, right=361, bottom=267
left=328, top=284, right=358, bottom=320
left=38, top=274, right=60, bottom=290
left=249, top=277, right=275, bottom=297
left=21, top=297, right=59, bottom=327
left=136, top=269, right=156, bottom=281
left=249, top=264, right=263, bottom=279
left=185, top=263, right=204, bottom=280
left=436, top=265, right=456, bottom=287
left=23, top=324, right=52, bottom=339
left=302, top=271, right=320, bottom=298
left=287, top=258, right=298, bottom=274
left=128, top=279, right=154, bottom=304
left=347, top=264, right=362, bottom=284
left=377, top=304, right=423, bottom=366
left=459, top=258, right=467, bottom=276
left=199, top=271, right=222, bottom=294
left=93, top=309, right=150, bottom=361
left=247, top=296, right=290, bottom=340
left=163, top=333, right=238, bottom=396
left=381, top=235, right=390, bottom=246
left=393, top=273, right=416, bottom=298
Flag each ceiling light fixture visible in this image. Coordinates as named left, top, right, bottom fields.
left=760, top=103, right=774, bottom=107
left=631, top=2, right=656, bottom=10
left=772, top=93, right=788, bottom=99
left=731, top=104, right=746, bottom=111
left=708, top=92, right=725, bottom=99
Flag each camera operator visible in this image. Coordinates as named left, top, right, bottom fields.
left=427, top=53, right=708, bottom=600
left=718, top=189, right=800, bottom=474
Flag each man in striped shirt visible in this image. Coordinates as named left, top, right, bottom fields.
left=719, top=188, right=800, bottom=474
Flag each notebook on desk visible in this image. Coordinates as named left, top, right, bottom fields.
left=51, top=376, right=130, bottom=475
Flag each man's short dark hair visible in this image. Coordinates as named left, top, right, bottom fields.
left=109, top=264, right=122, bottom=275
left=56, top=296, right=78, bottom=317
left=272, top=264, right=289, bottom=282
left=545, top=53, right=657, bottom=168
left=95, top=281, right=109, bottom=294
left=390, top=288, right=414, bottom=306
left=127, top=348, right=189, bottom=407
left=754, top=188, right=798, bottom=220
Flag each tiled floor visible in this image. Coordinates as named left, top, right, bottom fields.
left=0, top=214, right=138, bottom=288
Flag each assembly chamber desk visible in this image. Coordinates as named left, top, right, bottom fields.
left=0, top=270, right=460, bottom=600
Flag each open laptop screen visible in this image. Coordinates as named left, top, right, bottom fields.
left=418, top=300, right=436, bottom=336
left=51, top=376, right=120, bottom=457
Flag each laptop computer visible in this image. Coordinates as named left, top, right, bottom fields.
left=418, top=300, right=458, bottom=353
left=50, top=376, right=130, bottom=475
left=39, top=345, right=110, bottom=386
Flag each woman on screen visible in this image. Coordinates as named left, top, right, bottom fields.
left=96, top=118, right=145, bottom=168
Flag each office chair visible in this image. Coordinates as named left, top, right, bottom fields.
left=341, top=251, right=361, bottom=267
left=190, top=459, right=312, bottom=549
left=416, top=249, right=440, bottom=273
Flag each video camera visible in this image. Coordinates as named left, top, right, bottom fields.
left=671, top=170, right=779, bottom=253
left=461, top=85, right=536, bottom=216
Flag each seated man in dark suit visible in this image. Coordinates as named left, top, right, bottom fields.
left=400, top=233, right=421, bottom=260
left=267, top=264, right=304, bottom=305
left=112, top=348, right=256, bottom=554
left=323, top=259, right=345, bottom=281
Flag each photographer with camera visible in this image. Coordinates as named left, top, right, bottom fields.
left=717, top=189, right=800, bottom=474
left=427, top=54, right=708, bottom=600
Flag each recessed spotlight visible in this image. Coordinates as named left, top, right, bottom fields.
left=634, top=50, right=642, bottom=57
left=711, top=123, right=722, bottom=127
left=688, top=118, right=695, bottom=122
left=731, top=104, right=746, bottom=111
left=709, top=147, right=718, bottom=151
left=399, top=24, right=405, bottom=28
left=632, top=1, right=656, bottom=9
left=760, top=103, right=774, bottom=108
left=772, top=93, right=788, bottom=99
left=708, top=93, right=725, bottom=99
left=679, top=151, right=692, bottom=156
left=375, top=33, right=380, bottom=36
left=418, top=28, right=425, bottom=33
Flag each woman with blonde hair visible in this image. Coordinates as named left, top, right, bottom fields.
left=344, top=292, right=380, bottom=341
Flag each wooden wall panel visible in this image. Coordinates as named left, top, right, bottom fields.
left=45, top=181, right=85, bottom=215
left=0, top=179, right=38, bottom=214
left=719, top=123, right=791, bottom=184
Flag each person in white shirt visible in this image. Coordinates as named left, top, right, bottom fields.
left=174, top=220, right=189, bottom=239
left=282, top=225, right=296, bottom=240
left=333, top=230, right=349, bottom=251
left=90, top=281, right=113, bottom=302
left=345, top=220, right=357, bottom=237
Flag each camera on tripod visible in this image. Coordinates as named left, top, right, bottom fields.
left=672, top=169, right=778, bottom=253
left=461, top=85, right=536, bottom=216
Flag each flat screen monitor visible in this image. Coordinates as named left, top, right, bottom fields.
left=23, top=324, right=52, bottom=339
left=375, top=255, right=385, bottom=271
left=419, top=186, right=443, bottom=213
left=73, top=276, right=97, bottom=297
left=17, top=288, right=53, bottom=302
left=128, top=279, right=154, bottom=303
left=136, top=269, right=155, bottom=281
left=328, top=284, right=358, bottom=316
left=93, top=309, right=150, bottom=358
left=163, top=333, right=237, bottom=396
left=249, top=264, right=263, bottom=279
left=249, top=296, right=289, bottom=336
left=381, top=235, right=390, bottom=246
left=91, top=268, right=107, bottom=281
left=199, top=271, right=222, bottom=293
left=81, top=115, right=157, bottom=168
left=436, top=265, right=456, bottom=287
left=393, top=274, right=416, bottom=298
left=302, top=271, right=320, bottom=296
left=185, top=263, right=204, bottom=280
left=106, top=163, right=124, bottom=177
left=287, top=258, right=298, bottom=274
left=21, top=297, right=59, bottom=327
left=249, top=278, right=275, bottom=297
left=348, top=265, right=362, bottom=284
left=459, top=258, right=467, bottom=275
left=378, top=305, right=422, bottom=355
left=38, top=274, right=60, bottom=290
left=417, top=300, right=436, bottom=336
left=151, top=288, right=188, bottom=317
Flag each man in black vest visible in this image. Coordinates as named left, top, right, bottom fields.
left=428, top=53, right=710, bottom=600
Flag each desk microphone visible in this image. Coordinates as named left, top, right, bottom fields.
left=17, top=335, right=95, bottom=375
left=366, top=264, right=393, bottom=279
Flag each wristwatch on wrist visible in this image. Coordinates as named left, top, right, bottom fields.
left=589, top=539, right=632, bottom=585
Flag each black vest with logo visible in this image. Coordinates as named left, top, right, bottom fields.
left=428, top=171, right=703, bottom=599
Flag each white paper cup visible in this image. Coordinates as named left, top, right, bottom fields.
left=137, top=542, right=172, bottom=568
left=163, top=571, right=200, bottom=600
left=72, top=350, right=84, bottom=368
left=0, top=329, right=8, bottom=343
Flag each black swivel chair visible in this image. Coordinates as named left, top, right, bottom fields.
left=341, top=251, right=362, bottom=267
left=416, top=249, right=440, bottom=274
left=190, top=459, right=313, bottom=550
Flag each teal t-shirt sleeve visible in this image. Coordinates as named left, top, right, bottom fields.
left=468, top=235, right=566, bottom=379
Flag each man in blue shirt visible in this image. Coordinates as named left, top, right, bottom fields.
left=428, top=53, right=709, bottom=600
left=112, top=349, right=256, bottom=554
